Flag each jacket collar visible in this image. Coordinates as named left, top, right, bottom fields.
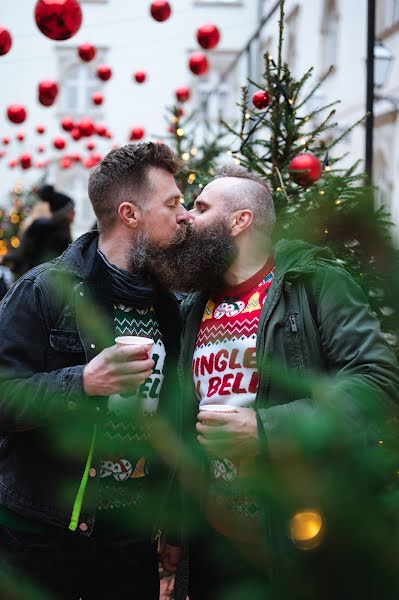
left=274, top=239, right=336, bottom=281
left=54, top=231, right=99, bottom=280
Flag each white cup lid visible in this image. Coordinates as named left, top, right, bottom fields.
left=199, top=404, right=237, bottom=413
left=115, top=335, right=154, bottom=346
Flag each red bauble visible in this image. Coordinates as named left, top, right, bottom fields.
left=36, top=124, right=45, bottom=134
left=60, top=156, right=72, bottom=169
left=105, top=131, right=112, bottom=139
left=288, top=153, right=322, bottom=186
left=77, top=117, right=94, bottom=137
left=2, top=136, right=10, bottom=145
left=252, top=90, right=271, bottom=110
left=38, top=94, right=55, bottom=107
left=134, top=70, right=146, bottom=83
left=37, top=145, right=45, bottom=153
left=34, top=0, right=82, bottom=41
left=82, top=156, right=94, bottom=169
left=61, top=115, right=74, bottom=131
left=96, top=64, right=112, bottom=81
left=20, top=153, right=32, bottom=169
left=7, top=104, right=27, bottom=124
left=78, top=42, right=96, bottom=62
left=176, top=86, right=190, bottom=103
left=53, top=136, right=66, bottom=150
left=150, top=1, right=171, bottom=22
left=16, top=132, right=25, bottom=142
left=71, top=153, right=81, bottom=162
left=95, top=123, right=107, bottom=136
left=188, top=52, right=208, bottom=76
left=91, top=91, right=103, bottom=105
left=86, top=141, right=95, bottom=151
left=36, top=160, right=47, bottom=168
left=90, top=151, right=102, bottom=164
left=0, top=26, right=12, bottom=56
left=0, top=151, right=5, bottom=159
left=130, top=127, right=145, bottom=141
left=71, top=127, right=81, bottom=141
left=38, top=80, right=58, bottom=99
left=197, top=24, right=220, bottom=50
left=8, top=159, right=17, bottom=169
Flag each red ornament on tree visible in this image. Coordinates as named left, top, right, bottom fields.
left=134, top=70, right=146, bottom=84
left=7, top=104, right=27, bottom=124
left=71, top=127, right=81, bottom=141
left=197, top=24, right=220, bottom=50
left=53, top=136, right=66, bottom=150
left=176, top=86, right=190, bottom=103
left=188, top=52, right=209, bottom=76
left=0, top=26, right=12, bottom=56
left=96, top=64, right=112, bottom=81
left=130, top=127, right=145, bottom=141
left=34, top=0, right=82, bottom=41
left=77, top=117, right=94, bottom=137
left=95, top=123, right=107, bottom=137
left=2, top=136, right=10, bottom=145
left=36, top=124, right=45, bottom=134
left=150, top=1, right=171, bottom=22
left=78, top=42, right=96, bottom=62
left=20, top=153, right=32, bottom=170
left=288, top=153, right=322, bottom=186
left=252, top=90, right=271, bottom=110
left=61, top=116, right=74, bottom=131
left=16, top=132, right=25, bottom=142
left=91, top=92, right=103, bottom=106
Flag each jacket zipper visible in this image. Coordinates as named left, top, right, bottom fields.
left=289, top=314, right=298, bottom=332
left=289, top=313, right=305, bottom=373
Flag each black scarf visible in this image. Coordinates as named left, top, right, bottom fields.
left=96, top=249, right=158, bottom=307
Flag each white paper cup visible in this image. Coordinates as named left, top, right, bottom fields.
left=115, top=335, right=154, bottom=347
left=199, top=404, right=237, bottom=413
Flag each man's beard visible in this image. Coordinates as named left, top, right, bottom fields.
left=128, top=217, right=238, bottom=293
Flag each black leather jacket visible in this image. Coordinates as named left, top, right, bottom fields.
left=0, top=232, right=181, bottom=537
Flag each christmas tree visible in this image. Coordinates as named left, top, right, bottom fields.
left=223, top=0, right=399, bottom=356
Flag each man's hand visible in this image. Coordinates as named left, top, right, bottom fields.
left=196, top=406, right=260, bottom=458
left=83, top=344, right=154, bottom=396
left=159, top=543, right=183, bottom=574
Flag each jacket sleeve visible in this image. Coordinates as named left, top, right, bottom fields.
left=0, top=276, right=86, bottom=432
left=257, top=265, right=399, bottom=452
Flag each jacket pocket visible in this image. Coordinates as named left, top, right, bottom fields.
left=49, top=329, right=84, bottom=353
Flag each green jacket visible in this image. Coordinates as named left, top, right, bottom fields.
left=177, top=240, right=399, bottom=578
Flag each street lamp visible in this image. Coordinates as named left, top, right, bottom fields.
left=374, top=40, right=394, bottom=89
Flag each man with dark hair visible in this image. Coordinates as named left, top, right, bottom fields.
left=0, top=142, right=190, bottom=599
left=169, top=166, right=399, bottom=599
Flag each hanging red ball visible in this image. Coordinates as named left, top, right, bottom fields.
left=71, top=153, right=81, bottom=162
left=37, top=145, right=45, bottom=153
left=0, top=26, right=12, bottom=56
left=134, top=70, right=146, bottom=84
left=8, top=158, right=18, bottom=169
left=90, top=151, right=102, bottom=164
left=7, top=104, right=27, bottom=124
left=2, top=136, right=10, bottom=145
left=34, top=0, right=82, bottom=41
left=150, top=1, right=171, bottom=22
left=176, top=86, right=190, bottom=103
left=61, top=116, right=74, bottom=131
left=96, top=64, right=112, bottom=81
left=95, top=123, right=107, bottom=137
left=16, top=132, right=25, bottom=142
left=188, top=52, right=209, bottom=76
left=38, top=80, right=58, bottom=99
left=288, top=153, right=322, bottom=186
left=91, top=92, right=103, bottom=106
left=36, top=124, right=45, bottom=134
left=20, top=152, right=32, bottom=169
left=252, top=90, right=271, bottom=110
left=197, top=24, right=220, bottom=50
left=130, top=127, right=145, bottom=141
left=78, top=42, right=96, bottom=62
left=86, top=141, right=95, bottom=151
left=38, top=94, right=55, bottom=107
left=71, top=127, right=81, bottom=141
left=60, top=156, right=72, bottom=169
left=53, top=136, right=66, bottom=150
left=77, top=117, right=94, bottom=137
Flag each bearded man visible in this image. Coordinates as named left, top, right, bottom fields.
left=167, top=166, right=399, bottom=600
left=0, top=142, right=190, bottom=599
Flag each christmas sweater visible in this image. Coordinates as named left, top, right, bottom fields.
left=96, top=304, right=166, bottom=535
left=192, top=258, right=274, bottom=542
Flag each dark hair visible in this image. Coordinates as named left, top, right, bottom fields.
left=88, top=142, right=180, bottom=232
left=212, top=165, right=276, bottom=234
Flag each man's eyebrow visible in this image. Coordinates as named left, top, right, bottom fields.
left=164, top=193, right=182, bottom=203
left=195, top=199, right=209, bottom=207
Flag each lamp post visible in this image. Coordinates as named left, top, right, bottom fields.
left=365, top=0, right=395, bottom=185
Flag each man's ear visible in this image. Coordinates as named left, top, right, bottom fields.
left=118, top=202, right=141, bottom=228
left=230, top=209, right=253, bottom=237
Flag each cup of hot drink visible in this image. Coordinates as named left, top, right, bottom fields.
left=199, top=404, right=237, bottom=413
left=115, top=335, right=154, bottom=359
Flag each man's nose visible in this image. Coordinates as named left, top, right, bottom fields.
left=177, top=206, right=194, bottom=224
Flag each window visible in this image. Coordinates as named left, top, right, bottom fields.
left=285, top=5, right=300, bottom=73
left=56, top=46, right=108, bottom=118
left=321, top=0, right=339, bottom=71
left=384, top=0, right=399, bottom=28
